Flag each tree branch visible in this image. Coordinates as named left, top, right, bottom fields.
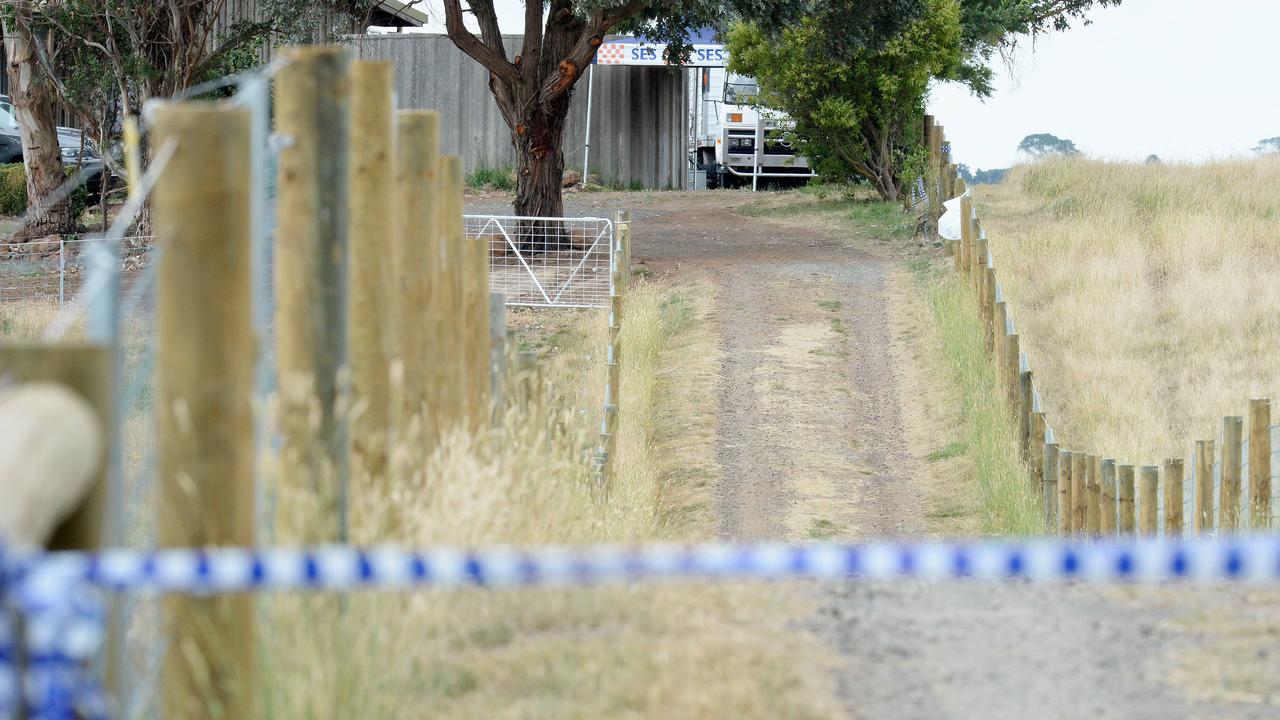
left=536, top=0, right=649, bottom=104
left=518, top=0, right=543, bottom=82
left=467, top=0, right=506, bottom=56
left=443, top=0, right=520, bottom=85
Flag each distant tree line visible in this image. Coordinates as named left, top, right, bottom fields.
left=957, top=164, right=1008, bottom=185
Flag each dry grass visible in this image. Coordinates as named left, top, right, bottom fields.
left=0, top=280, right=836, bottom=717
left=975, top=155, right=1280, bottom=466
left=905, top=258, right=1041, bottom=535
left=260, top=279, right=839, bottom=719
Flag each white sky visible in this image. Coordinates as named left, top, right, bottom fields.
left=401, top=0, right=527, bottom=33
left=928, top=0, right=1280, bottom=170
left=399, top=0, right=1280, bottom=170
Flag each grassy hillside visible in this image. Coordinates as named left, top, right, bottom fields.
left=976, top=155, right=1280, bottom=464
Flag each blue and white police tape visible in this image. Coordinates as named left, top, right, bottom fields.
left=15, top=535, right=1280, bottom=596
left=6, top=535, right=1280, bottom=720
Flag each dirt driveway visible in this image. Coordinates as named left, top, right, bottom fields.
left=468, top=190, right=1280, bottom=719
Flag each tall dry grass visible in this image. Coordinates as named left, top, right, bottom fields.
left=908, top=259, right=1041, bottom=535
left=260, top=280, right=837, bottom=719
left=976, top=155, right=1280, bottom=465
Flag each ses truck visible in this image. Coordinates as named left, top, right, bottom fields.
left=692, top=69, right=814, bottom=189
left=591, top=32, right=812, bottom=190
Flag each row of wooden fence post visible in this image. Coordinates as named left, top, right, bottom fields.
left=0, top=44, right=630, bottom=717
left=925, top=114, right=1275, bottom=540
left=148, top=48, right=494, bottom=718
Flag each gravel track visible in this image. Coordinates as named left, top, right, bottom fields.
left=469, top=190, right=1280, bottom=719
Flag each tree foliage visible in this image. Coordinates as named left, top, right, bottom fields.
left=1255, top=137, right=1280, bottom=155
left=958, top=163, right=1009, bottom=184
left=728, top=0, right=964, bottom=201
left=1017, top=132, right=1080, bottom=158
left=443, top=0, right=809, bottom=217
left=14, top=0, right=372, bottom=176
left=728, top=0, right=1121, bottom=201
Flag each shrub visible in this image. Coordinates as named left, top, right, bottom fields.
left=0, top=163, right=89, bottom=219
left=466, top=166, right=515, bottom=191
left=0, top=164, right=25, bottom=216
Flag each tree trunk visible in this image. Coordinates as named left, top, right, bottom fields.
left=860, top=124, right=900, bottom=202
left=2, top=17, right=75, bottom=240
left=512, top=103, right=568, bottom=220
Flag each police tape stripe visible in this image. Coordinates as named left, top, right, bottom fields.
left=14, top=536, right=1280, bottom=595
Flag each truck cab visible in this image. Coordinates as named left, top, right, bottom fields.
left=694, top=71, right=813, bottom=189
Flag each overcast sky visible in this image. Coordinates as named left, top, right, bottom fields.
left=928, top=0, right=1280, bottom=170
left=404, top=0, right=1280, bottom=170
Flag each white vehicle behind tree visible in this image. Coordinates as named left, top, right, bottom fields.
left=693, top=71, right=814, bottom=189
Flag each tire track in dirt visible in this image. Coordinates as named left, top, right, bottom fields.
left=472, top=190, right=1280, bottom=719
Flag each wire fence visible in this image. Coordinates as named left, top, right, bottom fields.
left=471, top=214, right=615, bottom=308
left=0, top=237, right=150, bottom=305
left=0, top=217, right=614, bottom=311
left=930, top=116, right=1280, bottom=539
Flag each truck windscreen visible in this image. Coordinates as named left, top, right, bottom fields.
left=723, top=75, right=758, bottom=105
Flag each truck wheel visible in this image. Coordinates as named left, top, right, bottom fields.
left=705, top=170, right=719, bottom=190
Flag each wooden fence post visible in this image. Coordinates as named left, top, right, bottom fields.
left=1006, top=334, right=1021, bottom=409
left=1118, top=464, right=1136, bottom=534
left=1059, top=450, right=1074, bottom=534
left=958, top=194, right=972, bottom=272
left=1139, top=465, right=1159, bottom=535
left=1072, top=451, right=1087, bottom=534
left=923, top=115, right=936, bottom=218
left=489, top=292, right=507, bottom=411
left=0, top=348, right=112, bottom=551
left=0, top=381, right=103, bottom=545
left=348, top=60, right=394, bottom=489
left=435, top=155, right=468, bottom=439
left=971, top=228, right=986, bottom=299
left=275, top=45, right=351, bottom=543
left=615, top=210, right=633, bottom=287
left=152, top=101, right=256, bottom=719
left=1100, top=459, right=1117, bottom=535
left=462, top=172, right=492, bottom=430
left=983, top=268, right=997, bottom=350
left=1019, top=369, right=1033, bottom=459
left=923, top=114, right=935, bottom=162
left=994, top=300, right=1007, bottom=385
left=934, top=126, right=946, bottom=222
left=1221, top=416, right=1243, bottom=531
left=1085, top=454, right=1100, bottom=536
left=1164, top=458, right=1184, bottom=536
left=1044, top=443, right=1059, bottom=532
left=1249, top=398, right=1271, bottom=529
left=1031, top=411, right=1046, bottom=484
left=1195, top=439, right=1215, bottom=533
left=965, top=215, right=978, bottom=281
left=604, top=288, right=623, bottom=477
left=392, top=110, right=440, bottom=431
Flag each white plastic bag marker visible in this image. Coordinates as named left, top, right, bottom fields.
left=936, top=187, right=970, bottom=240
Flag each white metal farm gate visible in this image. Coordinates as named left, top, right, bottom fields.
left=466, top=214, right=614, bottom=309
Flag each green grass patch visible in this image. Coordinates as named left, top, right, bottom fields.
left=808, top=347, right=848, bottom=360
left=925, top=504, right=975, bottom=520
left=739, top=190, right=914, bottom=241
left=466, top=166, right=515, bottom=191
left=817, top=300, right=842, bottom=312
left=807, top=518, right=842, bottom=539
left=925, top=440, right=967, bottom=462
left=910, top=260, right=1041, bottom=536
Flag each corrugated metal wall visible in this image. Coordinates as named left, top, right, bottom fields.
left=353, top=34, right=688, bottom=190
